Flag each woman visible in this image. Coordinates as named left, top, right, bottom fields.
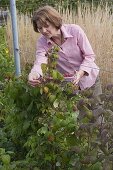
left=28, top=5, right=102, bottom=96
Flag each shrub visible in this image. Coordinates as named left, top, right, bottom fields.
left=1, top=33, right=113, bottom=169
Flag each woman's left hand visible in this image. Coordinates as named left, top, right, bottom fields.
left=72, top=70, right=85, bottom=85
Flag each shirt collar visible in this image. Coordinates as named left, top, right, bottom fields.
left=61, top=25, right=73, bottom=39
left=47, top=25, right=73, bottom=45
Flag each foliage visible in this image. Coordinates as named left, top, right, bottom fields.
left=0, top=27, right=14, bottom=123
left=0, top=28, right=14, bottom=82
left=0, top=42, right=80, bottom=169
left=1, top=27, right=113, bottom=169
left=1, top=0, right=112, bottom=13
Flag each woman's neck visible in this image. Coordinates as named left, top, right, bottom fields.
left=51, top=30, right=64, bottom=46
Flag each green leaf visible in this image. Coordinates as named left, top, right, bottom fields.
left=56, top=161, right=61, bottom=167
left=91, top=162, right=102, bottom=170
left=45, top=154, right=52, bottom=161
left=51, top=70, right=58, bottom=79
left=69, top=159, right=76, bottom=166
left=53, top=99, right=59, bottom=108
left=1, top=154, right=11, bottom=165
left=37, top=126, right=48, bottom=135
left=41, top=63, right=48, bottom=74
left=0, top=148, right=5, bottom=155
left=27, top=101, right=33, bottom=112
left=33, top=168, right=40, bottom=170
left=23, top=121, right=30, bottom=130
left=6, top=151, right=14, bottom=155
left=40, top=88, right=43, bottom=95
left=48, top=94, right=56, bottom=103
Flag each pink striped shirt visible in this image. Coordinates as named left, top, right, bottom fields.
left=31, top=24, right=99, bottom=90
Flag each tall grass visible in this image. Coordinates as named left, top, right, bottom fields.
left=6, top=14, right=38, bottom=65
left=6, top=3, right=113, bottom=86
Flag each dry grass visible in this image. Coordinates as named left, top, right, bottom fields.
left=6, top=3, right=113, bottom=86
left=6, top=13, right=39, bottom=66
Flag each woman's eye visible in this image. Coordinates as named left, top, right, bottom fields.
left=45, top=25, right=49, bottom=28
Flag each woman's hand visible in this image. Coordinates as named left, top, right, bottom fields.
left=73, top=70, right=85, bottom=85
left=28, top=72, right=41, bottom=87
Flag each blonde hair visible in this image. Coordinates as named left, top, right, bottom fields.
left=32, top=6, right=62, bottom=32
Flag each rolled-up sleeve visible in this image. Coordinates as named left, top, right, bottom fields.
left=30, top=37, right=48, bottom=76
left=77, top=26, right=97, bottom=75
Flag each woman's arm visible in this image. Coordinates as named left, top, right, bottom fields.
left=76, top=25, right=96, bottom=75
left=30, top=37, right=48, bottom=76
left=28, top=37, right=48, bottom=86
left=71, top=25, right=98, bottom=85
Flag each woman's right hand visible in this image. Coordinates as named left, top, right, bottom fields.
left=28, top=72, right=41, bottom=87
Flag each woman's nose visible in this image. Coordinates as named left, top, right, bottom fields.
left=42, top=27, right=47, bottom=33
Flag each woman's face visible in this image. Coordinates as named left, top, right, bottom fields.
left=37, top=21, right=59, bottom=38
